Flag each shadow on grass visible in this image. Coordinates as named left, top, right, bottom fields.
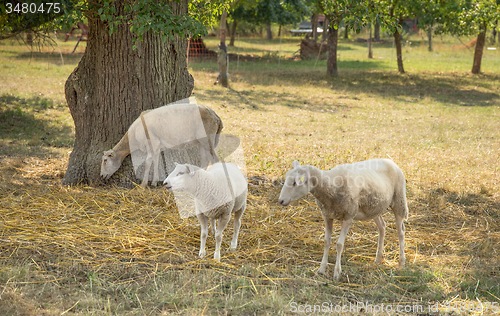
left=0, top=94, right=73, bottom=156
left=192, top=59, right=499, bottom=109
left=428, top=187, right=499, bottom=218
left=417, top=187, right=500, bottom=302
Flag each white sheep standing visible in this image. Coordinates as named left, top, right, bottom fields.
left=278, top=158, right=409, bottom=281
left=100, top=98, right=223, bottom=186
left=164, top=162, right=247, bottom=261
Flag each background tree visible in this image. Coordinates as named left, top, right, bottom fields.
left=438, top=0, right=499, bottom=74
left=320, top=0, right=368, bottom=76
left=375, top=0, right=415, bottom=74
left=247, top=0, right=308, bottom=40
left=0, top=0, right=73, bottom=44
left=226, top=0, right=259, bottom=46
left=414, top=0, right=442, bottom=52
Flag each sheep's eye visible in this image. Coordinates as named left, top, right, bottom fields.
left=292, top=181, right=296, bottom=187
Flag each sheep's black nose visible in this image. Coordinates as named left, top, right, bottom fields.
left=279, top=199, right=288, bottom=206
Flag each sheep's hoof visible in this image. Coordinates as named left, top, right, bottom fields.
left=375, top=257, right=385, bottom=264
left=333, top=268, right=341, bottom=281
left=199, top=250, right=206, bottom=258
left=229, top=246, right=237, bottom=252
left=316, top=268, right=327, bottom=276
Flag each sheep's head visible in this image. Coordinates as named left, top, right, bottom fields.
left=100, top=150, right=122, bottom=179
left=163, top=163, right=201, bottom=193
left=278, top=160, right=312, bottom=206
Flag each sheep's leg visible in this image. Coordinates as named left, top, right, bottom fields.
left=373, top=215, right=386, bottom=264
left=151, top=153, right=160, bottom=186
left=141, top=155, right=152, bottom=187
left=197, top=214, right=209, bottom=258
left=214, top=213, right=231, bottom=262
left=230, top=207, right=245, bottom=251
left=395, top=215, right=406, bottom=268
left=318, top=217, right=333, bottom=275
left=210, top=218, right=216, bottom=235
left=333, top=218, right=353, bottom=281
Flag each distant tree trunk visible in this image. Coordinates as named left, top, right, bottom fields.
left=311, top=13, right=319, bottom=41
left=229, top=20, right=237, bottom=46
left=368, top=23, right=373, bottom=59
left=344, top=25, right=348, bottom=39
left=427, top=26, right=433, bottom=52
left=62, top=0, right=193, bottom=186
left=322, top=17, right=329, bottom=41
left=266, top=22, right=273, bottom=40
left=217, top=10, right=229, bottom=87
left=394, top=27, right=405, bottom=73
left=374, top=20, right=380, bottom=41
left=472, top=25, right=487, bottom=74
left=326, top=26, right=339, bottom=77
left=26, top=31, right=33, bottom=46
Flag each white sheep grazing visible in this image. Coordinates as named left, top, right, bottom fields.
left=100, top=99, right=223, bottom=186
left=278, top=158, right=408, bottom=281
left=163, top=162, right=247, bottom=261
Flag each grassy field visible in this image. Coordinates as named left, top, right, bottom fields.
left=0, top=33, right=499, bottom=315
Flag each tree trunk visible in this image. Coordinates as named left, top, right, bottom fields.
left=374, top=20, right=380, bottom=41
left=266, top=22, right=273, bottom=40
left=368, top=23, right=373, bottom=59
left=394, top=28, right=405, bottom=73
left=322, top=17, right=329, bottom=41
left=311, top=13, right=319, bottom=42
left=62, top=0, right=193, bottom=186
left=229, top=20, right=237, bottom=47
left=217, top=10, right=229, bottom=88
left=427, top=26, right=433, bottom=52
left=326, top=26, right=339, bottom=77
left=472, top=26, right=487, bottom=74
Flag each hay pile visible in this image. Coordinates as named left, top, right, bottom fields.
left=1, top=154, right=499, bottom=306
left=1, top=156, right=404, bottom=273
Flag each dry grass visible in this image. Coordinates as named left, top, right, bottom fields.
left=1, top=36, right=499, bottom=315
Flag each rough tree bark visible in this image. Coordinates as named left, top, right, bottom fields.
left=472, top=25, right=487, bottom=74
left=62, top=0, right=194, bottom=186
left=326, top=26, right=339, bottom=77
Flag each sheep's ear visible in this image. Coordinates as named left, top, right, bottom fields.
left=292, top=160, right=300, bottom=169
